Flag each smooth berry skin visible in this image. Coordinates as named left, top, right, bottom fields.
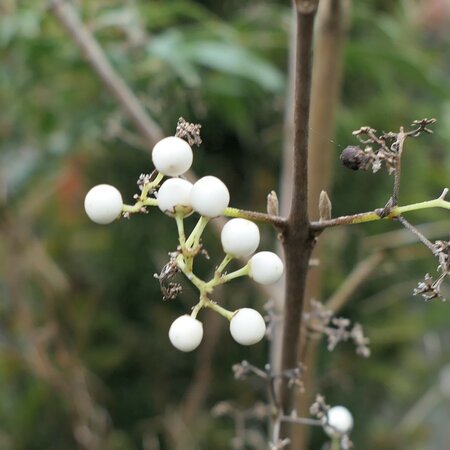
left=190, top=176, right=230, bottom=217
left=249, top=251, right=284, bottom=285
left=230, top=308, right=266, bottom=345
left=157, top=178, right=193, bottom=216
left=325, top=406, right=354, bottom=436
left=169, top=315, right=203, bottom=352
left=152, top=136, right=193, bottom=176
left=84, top=184, right=123, bottom=225
left=221, top=218, right=260, bottom=257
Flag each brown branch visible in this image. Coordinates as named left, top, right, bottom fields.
left=49, top=0, right=164, bottom=147
left=288, top=2, right=351, bottom=446
left=279, top=2, right=318, bottom=424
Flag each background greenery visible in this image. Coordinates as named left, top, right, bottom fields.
left=1, top=0, right=450, bottom=449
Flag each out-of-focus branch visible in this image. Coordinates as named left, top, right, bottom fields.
left=363, top=219, right=450, bottom=250
left=308, top=0, right=351, bottom=221
left=325, top=251, right=384, bottom=312
left=1, top=213, right=112, bottom=450
left=49, top=0, right=164, bottom=147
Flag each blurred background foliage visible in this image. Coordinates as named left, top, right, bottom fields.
left=1, top=0, right=450, bottom=449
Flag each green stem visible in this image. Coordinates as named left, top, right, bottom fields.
left=331, top=437, right=341, bottom=450
left=224, top=206, right=286, bottom=228
left=185, top=216, right=210, bottom=249
left=191, top=295, right=234, bottom=320
left=216, top=264, right=250, bottom=285
left=191, top=297, right=206, bottom=319
left=206, top=300, right=234, bottom=320
left=175, top=214, right=186, bottom=247
left=311, top=192, right=450, bottom=231
left=122, top=198, right=158, bottom=213
left=215, top=254, right=233, bottom=275
left=175, top=254, right=205, bottom=291
left=212, top=264, right=250, bottom=287
left=140, top=172, right=164, bottom=201
left=393, top=197, right=450, bottom=215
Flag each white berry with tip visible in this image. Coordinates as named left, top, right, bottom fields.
left=249, top=251, right=284, bottom=285
left=168, top=315, right=203, bottom=352
left=325, top=406, right=354, bottom=436
left=84, top=184, right=123, bottom=225
left=157, top=178, right=193, bottom=216
left=190, top=176, right=230, bottom=217
left=152, top=136, right=193, bottom=176
left=221, top=218, right=260, bottom=257
left=230, top=308, right=266, bottom=345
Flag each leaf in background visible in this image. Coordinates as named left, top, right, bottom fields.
left=146, top=29, right=201, bottom=87
left=185, top=40, right=285, bottom=93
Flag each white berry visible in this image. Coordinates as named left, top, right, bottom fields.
left=221, top=218, right=260, bottom=257
left=84, top=184, right=123, bottom=224
left=249, top=251, right=284, bottom=285
left=230, top=308, right=266, bottom=345
left=190, top=176, right=230, bottom=217
left=152, top=136, right=193, bottom=176
left=157, top=178, right=193, bottom=216
left=168, top=315, right=203, bottom=352
left=325, top=406, right=354, bottom=436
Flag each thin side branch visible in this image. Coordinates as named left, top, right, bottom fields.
left=311, top=190, right=450, bottom=231
left=224, top=207, right=287, bottom=230
left=396, top=216, right=436, bottom=254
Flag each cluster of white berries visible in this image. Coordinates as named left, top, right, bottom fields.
left=84, top=134, right=284, bottom=353
left=168, top=307, right=268, bottom=352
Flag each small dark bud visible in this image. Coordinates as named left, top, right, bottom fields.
left=340, top=146, right=369, bottom=171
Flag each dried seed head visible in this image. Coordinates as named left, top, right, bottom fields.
left=340, top=146, right=370, bottom=171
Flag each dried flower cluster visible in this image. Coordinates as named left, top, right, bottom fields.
left=340, top=118, right=436, bottom=174
left=414, top=239, right=450, bottom=301
left=303, top=300, right=371, bottom=357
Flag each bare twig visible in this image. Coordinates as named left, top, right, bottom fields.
left=396, top=216, right=436, bottom=254
left=363, top=219, right=450, bottom=250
